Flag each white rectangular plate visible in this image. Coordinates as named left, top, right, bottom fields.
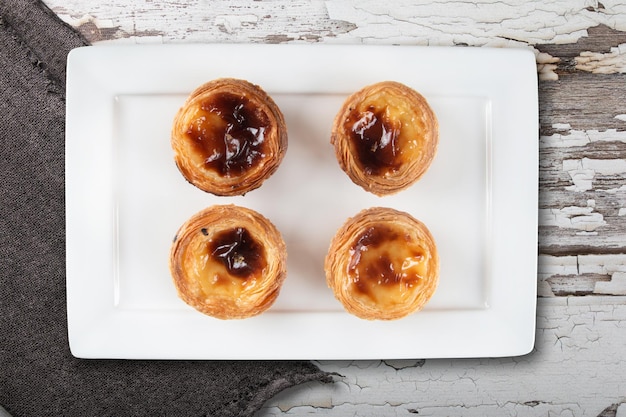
left=66, top=44, right=538, bottom=359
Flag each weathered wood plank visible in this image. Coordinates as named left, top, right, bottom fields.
left=536, top=24, right=626, bottom=59
left=539, top=73, right=626, bottom=136
left=539, top=129, right=626, bottom=254
left=45, top=1, right=357, bottom=44
left=257, top=296, right=626, bottom=417
left=534, top=22, right=626, bottom=260
left=539, top=254, right=626, bottom=296
left=44, top=1, right=626, bottom=46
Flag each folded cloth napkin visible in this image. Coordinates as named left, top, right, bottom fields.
left=0, top=1, right=333, bottom=416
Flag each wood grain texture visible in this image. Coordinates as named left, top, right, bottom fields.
left=539, top=128, right=626, bottom=254
left=257, top=297, right=626, bottom=417
left=44, top=1, right=626, bottom=415
left=537, top=23, right=626, bottom=55
left=540, top=73, right=626, bottom=136
left=45, top=1, right=358, bottom=44
left=45, top=0, right=626, bottom=46
left=539, top=254, right=626, bottom=296
left=535, top=20, right=626, bottom=299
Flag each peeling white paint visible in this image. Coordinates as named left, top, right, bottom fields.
left=569, top=158, right=626, bottom=175
left=538, top=254, right=579, bottom=280
left=563, top=158, right=626, bottom=192
left=603, top=184, right=626, bottom=194
left=324, top=1, right=626, bottom=46
left=53, top=12, right=116, bottom=30
left=538, top=254, right=626, bottom=298
left=260, top=297, right=626, bottom=417
left=576, top=43, right=626, bottom=74
left=595, top=271, right=626, bottom=295
left=537, top=279, right=555, bottom=297
left=47, top=0, right=626, bottom=45
left=578, top=254, right=626, bottom=275
left=541, top=131, right=590, bottom=148
left=539, top=205, right=606, bottom=231
left=565, top=169, right=595, bottom=192
left=551, top=123, right=572, bottom=131
left=541, top=129, right=626, bottom=149
left=536, top=51, right=560, bottom=81
left=214, top=14, right=259, bottom=34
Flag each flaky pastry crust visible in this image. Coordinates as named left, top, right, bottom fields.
left=331, top=81, right=438, bottom=196
left=171, top=78, right=288, bottom=196
left=170, top=205, right=287, bottom=319
left=325, top=207, right=439, bottom=320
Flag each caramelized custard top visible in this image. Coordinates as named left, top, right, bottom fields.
left=346, top=106, right=402, bottom=175
left=347, top=224, right=429, bottom=306
left=185, top=92, right=270, bottom=177
left=342, top=88, right=427, bottom=178
left=182, top=225, right=267, bottom=298
left=208, top=227, right=267, bottom=279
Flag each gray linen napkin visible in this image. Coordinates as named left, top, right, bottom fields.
left=0, top=1, right=332, bottom=416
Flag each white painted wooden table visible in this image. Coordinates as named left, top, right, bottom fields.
left=47, top=1, right=626, bottom=415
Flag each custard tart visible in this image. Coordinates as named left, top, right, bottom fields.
left=331, top=81, right=438, bottom=196
left=171, top=78, right=288, bottom=196
left=170, top=205, right=287, bottom=319
left=325, top=207, right=439, bottom=320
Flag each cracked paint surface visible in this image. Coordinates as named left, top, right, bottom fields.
left=563, top=158, right=626, bottom=192
left=257, top=298, right=626, bottom=417
left=44, top=0, right=626, bottom=48
left=45, top=1, right=357, bottom=43
left=539, top=254, right=626, bottom=296
left=539, top=126, right=626, bottom=252
left=40, top=1, right=626, bottom=416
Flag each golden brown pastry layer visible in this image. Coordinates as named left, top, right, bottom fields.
left=171, top=78, right=288, bottom=196
left=325, top=207, right=439, bottom=320
left=170, top=205, right=287, bottom=319
left=331, top=81, right=438, bottom=196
